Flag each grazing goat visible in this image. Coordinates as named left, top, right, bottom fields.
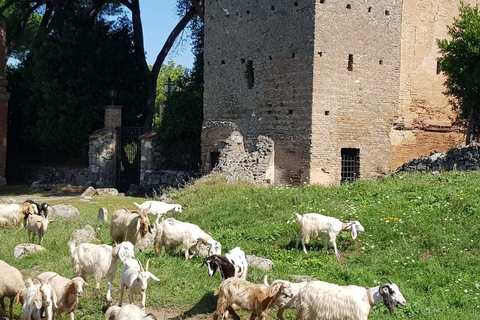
left=263, top=275, right=308, bottom=320
left=26, top=213, right=49, bottom=245
left=294, top=213, right=365, bottom=259
left=110, top=206, right=153, bottom=247
left=133, top=201, right=182, bottom=224
left=69, top=241, right=134, bottom=301
left=22, top=276, right=57, bottom=320
left=23, top=200, right=51, bottom=219
left=119, top=258, right=159, bottom=311
left=105, top=304, right=156, bottom=320
left=0, top=202, right=38, bottom=228
left=295, top=278, right=406, bottom=320
left=154, top=218, right=221, bottom=260
left=201, top=247, right=248, bottom=280
left=37, top=272, right=88, bottom=320
left=0, top=260, right=26, bottom=320
left=213, top=277, right=293, bottom=320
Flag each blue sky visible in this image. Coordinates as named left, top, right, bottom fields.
left=139, top=0, right=195, bottom=69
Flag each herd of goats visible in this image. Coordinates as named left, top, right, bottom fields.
left=0, top=199, right=407, bottom=320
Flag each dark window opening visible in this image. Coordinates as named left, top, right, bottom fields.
left=368, top=7, right=372, bottom=12
left=346, top=4, right=351, bottom=9
left=385, top=10, right=390, bottom=15
left=221, top=60, right=225, bottom=64
left=267, top=110, right=272, bottom=114
left=269, top=55, right=273, bottom=60
left=292, top=53, right=296, bottom=59
left=241, top=58, right=245, bottom=64
left=436, top=60, right=441, bottom=74
left=379, top=59, right=383, bottom=65
left=318, top=52, right=323, bottom=57
left=325, top=110, right=330, bottom=115
left=320, top=0, right=325, bottom=3
left=246, top=60, right=255, bottom=89
left=348, top=54, right=353, bottom=71
left=246, top=10, right=250, bottom=14
left=341, top=148, right=360, bottom=183
left=294, top=1, right=299, bottom=6
left=288, top=110, right=293, bottom=114
left=271, top=5, right=275, bottom=10
left=210, top=152, right=220, bottom=170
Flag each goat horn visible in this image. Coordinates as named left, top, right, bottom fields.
left=380, top=277, right=393, bottom=284
left=136, top=258, right=145, bottom=271
left=145, top=259, right=150, bottom=272
left=47, top=273, right=58, bottom=283
left=33, top=277, right=44, bottom=285
left=145, top=313, right=157, bottom=320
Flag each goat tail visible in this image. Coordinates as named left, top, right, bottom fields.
left=133, top=202, right=142, bottom=209
left=262, top=274, right=270, bottom=286
left=105, top=306, right=120, bottom=320
left=154, top=221, right=164, bottom=256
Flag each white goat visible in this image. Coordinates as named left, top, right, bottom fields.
left=263, top=275, right=308, bottom=320
left=105, top=304, right=156, bottom=320
left=0, top=202, right=38, bottom=228
left=27, top=213, right=49, bottom=245
left=22, top=276, right=57, bottom=320
left=110, top=207, right=153, bottom=247
left=154, top=218, right=222, bottom=260
left=213, top=277, right=293, bottom=320
left=294, top=213, right=365, bottom=259
left=37, top=272, right=88, bottom=320
left=295, top=278, right=406, bottom=320
left=0, top=260, right=27, bottom=320
left=69, top=241, right=134, bottom=301
left=201, top=247, right=248, bottom=281
left=119, top=258, right=159, bottom=311
left=133, top=201, right=182, bottom=224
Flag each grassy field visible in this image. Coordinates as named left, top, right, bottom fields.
left=1, top=172, right=480, bottom=319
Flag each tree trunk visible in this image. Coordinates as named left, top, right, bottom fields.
left=466, top=110, right=473, bottom=145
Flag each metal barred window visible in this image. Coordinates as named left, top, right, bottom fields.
left=341, top=148, right=360, bottom=183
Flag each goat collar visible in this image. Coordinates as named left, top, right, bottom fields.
left=202, top=235, right=211, bottom=245
left=366, top=287, right=375, bottom=307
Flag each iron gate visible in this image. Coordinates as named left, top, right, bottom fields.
left=116, top=127, right=151, bottom=192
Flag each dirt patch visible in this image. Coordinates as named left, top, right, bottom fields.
left=422, top=251, right=434, bottom=261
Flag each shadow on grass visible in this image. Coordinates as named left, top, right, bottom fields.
left=170, top=292, right=217, bottom=319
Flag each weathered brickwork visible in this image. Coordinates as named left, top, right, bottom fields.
left=202, top=0, right=477, bottom=185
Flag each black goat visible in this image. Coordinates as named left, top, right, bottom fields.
left=200, top=255, right=236, bottom=280
left=22, top=200, right=51, bottom=220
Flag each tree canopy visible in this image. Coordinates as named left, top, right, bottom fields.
left=438, top=3, right=480, bottom=144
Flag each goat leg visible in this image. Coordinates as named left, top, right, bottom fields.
left=119, top=285, right=125, bottom=307
left=226, top=307, right=240, bottom=320
left=8, top=297, right=13, bottom=320
left=0, top=296, right=5, bottom=316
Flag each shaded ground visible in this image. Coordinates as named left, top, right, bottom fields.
left=0, top=184, right=81, bottom=202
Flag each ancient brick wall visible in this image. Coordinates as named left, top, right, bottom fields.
left=202, top=0, right=316, bottom=184
left=390, top=0, right=475, bottom=168
left=310, top=0, right=403, bottom=185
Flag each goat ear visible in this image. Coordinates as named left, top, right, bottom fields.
left=147, top=272, right=160, bottom=282
left=34, top=297, right=42, bottom=309
left=350, top=224, right=357, bottom=240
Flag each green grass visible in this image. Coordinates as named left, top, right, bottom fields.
left=1, top=172, right=480, bottom=319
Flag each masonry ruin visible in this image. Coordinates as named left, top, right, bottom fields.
left=201, top=0, right=474, bottom=185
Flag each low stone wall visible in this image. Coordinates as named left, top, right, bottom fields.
left=88, top=129, right=116, bottom=188
left=11, top=165, right=88, bottom=186
left=139, top=132, right=200, bottom=189
left=396, top=143, right=480, bottom=173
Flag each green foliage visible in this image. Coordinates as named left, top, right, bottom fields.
left=1, top=171, right=480, bottom=319
left=153, top=61, right=185, bottom=127
left=155, top=24, right=203, bottom=171
left=7, top=11, right=148, bottom=161
left=438, top=4, right=480, bottom=139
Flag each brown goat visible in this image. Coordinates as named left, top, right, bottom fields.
left=110, top=206, right=152, bottom=247
left=213, top=277, right=293, bottom=320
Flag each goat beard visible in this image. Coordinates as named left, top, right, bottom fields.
left=382, top=298, right=395, bottom=314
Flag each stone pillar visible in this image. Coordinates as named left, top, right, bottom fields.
left=0, top=16, right=10, bottom=187
left=104, top=105, right=122, bottom=129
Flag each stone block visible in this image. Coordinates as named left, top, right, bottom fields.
left=14, top=244, right=45, bottom=259
left=98, top=207, right=108, bottom=222
left=51, top=204, right=80, bottom=218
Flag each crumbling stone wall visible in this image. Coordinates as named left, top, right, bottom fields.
left=397, top=144, right=480, bottom=173
left=203, top=0, right=315, bottom=185
left=213, top=131, right=274, bottom=184
left=88, top=129, right=116, bottom=188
